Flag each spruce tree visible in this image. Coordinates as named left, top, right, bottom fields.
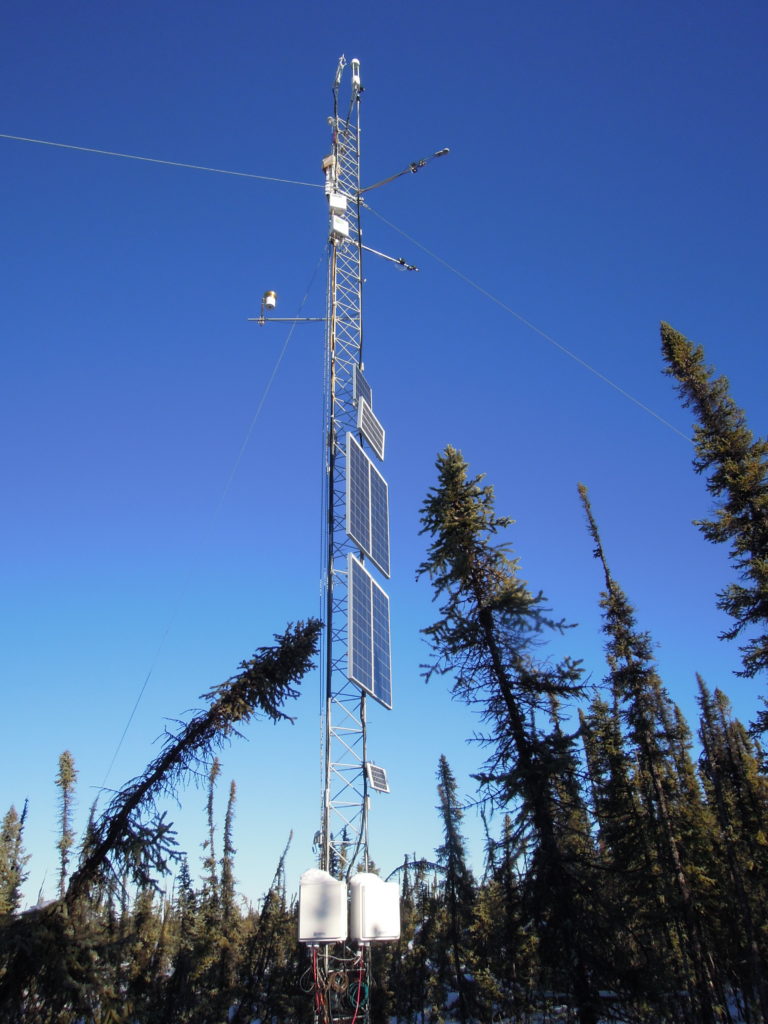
left=232, top=835, right=305, bottom=1024
left=221, top=779, right=237, bottom=928
left=471, top=814, right=535, bottom=1022
left=434, top=755, right=476, bottom=1023
left=68, top=619, right=320, bottom=905
left=0, top=620, right=321, bottom=1022
left=579, top=699, right=655, bottom=1002
left=409, top=863, right=447, bottom=1024
left=217, top=779, right=240, bottom=1020
left=0, top=803, right=29, bottom=917
left=661, top=322, right=768, bottom=683
left=124, top=885, right=165, bottom=1020
left=418, top=447, right=601, bottom=1024
left=164, top=856, right=199, bottom=1021
left=201, top=757, right=221, bottom=911
left=55, top=750, right=77, bottom=899
left=580, top=482, right=722, bottom=1023
left=697, top=677, right=768, bottom=1021
left=385, top=855, right=446, bottom=1023
left=388, top=855, right=424, bottom=1023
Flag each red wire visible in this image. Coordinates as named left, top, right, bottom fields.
left=349, top=954, right=365, bottom=1024
left=312, top=947, right=325, bottom=1020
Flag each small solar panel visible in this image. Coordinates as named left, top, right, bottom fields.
left=365, top=762, right=390, bottom=793
left=348, top=555, right=392, bottom=709
left=358, top=398, right=385, bottom=461
left=346, top=434, right=390, bottom=578
left=354, top=366, right=372, bottom=408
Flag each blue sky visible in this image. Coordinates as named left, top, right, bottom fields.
left=2, top=0, right=767, bottom=907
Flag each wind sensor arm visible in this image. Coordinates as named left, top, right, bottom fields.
left=361, top=244, right=418, bottom=272
left=359, top=147, right=449, bottom=194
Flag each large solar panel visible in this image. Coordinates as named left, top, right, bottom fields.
left=354, top=366, right=372, bottom=409
left=347, top=433, right=370, bottom=559
left=346, top=434, right=390, bottom=578
left=371, top=583, right=392, bottom=708
left=348, top=554, right=392, bottom=709
left=369, top=469, right=389, bottom=576
left=349, top=554, right=372, bottom=691
left=358, top=397, right=385, bottom=461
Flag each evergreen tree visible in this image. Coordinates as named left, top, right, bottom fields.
left=0, top=620, right=321, bottom=1022
left=418, top=446, right=601, bottom=1024
left=661, top=322, right=768, bottom=683
left=55, top=750, right=78, bottom=899
left=579, top=695, right=680, bottom=1013
left=697, top=677, right=768, bottom=1021
left=221, top=779, right=237, bottom=928
left=388, top=855, right=419, bottom=1023
left=580, top=482, right=722, bottom=1023
left=0, top=803, right=29, bottom=918
left=385, top=854, right=451, bottom=1023
left=164, top=857, right=199, bottom=1021
left=124, top=886, right=165, bottom=1020
left=410, top=862, right=447, bottom=1024
left=579, top=697, right=640, bottom=881
left=471, top=815, right=534, bottom=1022
left=69, top=619, right=320, bottom=905
left=434, top=755, right=476, bottom=1023
left=210, top=777, right=241, bottom=1021
left=201, top=757, right=221, bottom=910
left=231, top=834, right=306, bottom=1024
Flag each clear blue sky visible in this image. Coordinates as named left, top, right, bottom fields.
left=2, top=0, right=767, bottom=907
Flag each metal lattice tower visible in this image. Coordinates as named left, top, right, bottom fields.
left=320, top=56, right=369, bottom=878
left=252, top=53, right=447, bottom=1024
left=253, top=57, right=444, bottom=893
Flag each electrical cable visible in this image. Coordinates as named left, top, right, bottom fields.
left=0, top=132, right=323, bottom=189
left=349, top=960, right=365, bottom=1024
left=100, top=250, right=326, bottom=790
left=364, top=201, right=691, bottom=443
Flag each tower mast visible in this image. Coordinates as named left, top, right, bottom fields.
left=271, top=52, right=447, bottom=1024
left=321, top=55, right=371, bottom=878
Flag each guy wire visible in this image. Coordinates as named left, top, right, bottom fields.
left=100, top=250, right=326, bottom=790
left=363, top=201, right=690, bottom=443
left=1, top=132, right=324, bottom=189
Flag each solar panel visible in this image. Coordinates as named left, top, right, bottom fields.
left=348, top=554, right=392, bottom=709
left=365, top=762, right=390, bottom=793
left=346, top=434, right=390, bottom=578
left=369, top=468, right=390, bottom=578
left=371, top=583, right=392, bottom=708
left=347, top=434, right=370, bottom=559
left=358, top=398, right=385, bottom=461
left=349, top=555, right=373, bottom=693
left=354, top=366, right=372, bottom=408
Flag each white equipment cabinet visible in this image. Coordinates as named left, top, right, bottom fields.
left=298, top=869, right=348, bottom=943
left=348, top=872, right=401, bottom=942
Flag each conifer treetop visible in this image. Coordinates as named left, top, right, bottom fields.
left=418, top=446, right=568, bottom=692
left=660, top=322, right=768, bottom=680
